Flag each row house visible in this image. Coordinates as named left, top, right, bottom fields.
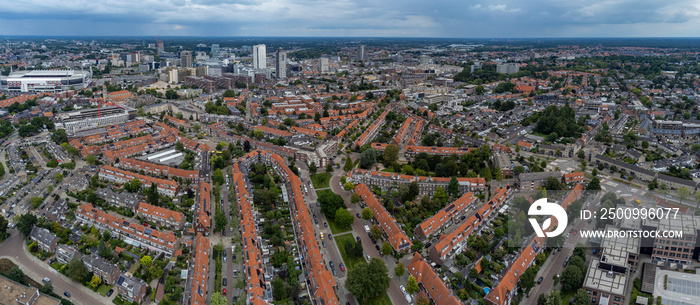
left=136, top=202, right=186, bottom=230
left=103, top=135, right=177, bottom=162
left=429, top=187, right=512, bottom=265
left=99, top=165, right=180, bottom=197
left=96, top=187, right=139, bottom=211
left=75, top=203, right=179, bottom=258
left=194, top=182, right=211, bottom=235
left=355, top=183, right=412, bottom=253
left=189, top=233, right=210, bottom=305
left=415, top=192, right=477, bottom=240
left=407, top=253, right=461, bottom=305
left=406, top=118, right=426, bottom=146
left=404, top=145, right=477, bottom=158
left=348, top=169, right=486, bottom=196
left=56, top=244, right=82, bottom=265
left=563, top=171, right=585, bottom=184
left=117, top=158, right=200, bottom=182
left=251, top=125, right=293, bottom=140
left=392, top=116, right=413, bottom=145
left=290, top=126, right=328, bottom=138
left=353, top=109, right=388, bottom=148
left=116, top=273, right=148, bottom=304
left=29, top=227, right=59, bottom=253
left=163, top=115, right=189, bottom=129
left=83, top=254, right=120, bottom=285
left=335, top=119, right=359, bottom=139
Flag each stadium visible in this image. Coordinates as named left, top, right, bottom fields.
left=0, top=69, right=91, bottom=93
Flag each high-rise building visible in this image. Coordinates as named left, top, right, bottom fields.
left=275, top=49, right=287, bottom=79
left=157, top=40, right=164, bottom=54
left=253, top=44, right=266, bottom=69
left=358, top=45, right=367, bottom=61
left=180, top=51, right=193, bottom=68
left=211, top=44, right=220, bottom=58
left=320, top=57, right=329, bottom=73
left=496, top=63, right=519, bottom=74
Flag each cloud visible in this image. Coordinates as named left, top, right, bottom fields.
left=0, top=0, right=698, bottom=37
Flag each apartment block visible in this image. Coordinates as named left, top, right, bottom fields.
left=99, top=165, right=180, bottom=197
left=136, top=202, right=185, bottom=230
left=415, top=192, right=477, bottom=240
left=117, top=158, right=200, bottom=182
left=355, top=183, right=412, bottom=253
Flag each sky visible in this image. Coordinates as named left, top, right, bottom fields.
left=1, top=0, right=699, bottom=37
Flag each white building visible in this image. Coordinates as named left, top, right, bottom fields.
left=276, top=49, right=287, bottom=79
left=253, top=44, right=266, bottom=69
left=496, top=63, right=519, bottom=74
left=1, top=69, right=91, bottom=93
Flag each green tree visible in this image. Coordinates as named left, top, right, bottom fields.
left=343, top=182, right=355, bottom=190
left=394, top=263, right=405, bottom=277
left=361, top=207, right=374, bottom=220
left=359, top=149, right=376, bottom=169
left=141, top=255, right=153, bottom=267
left=149, top=264, right=164, bottom=280
left=447, top=176, right=459, bottom=197
left=318, top=190, right=346, bottom=220
left=383, top=144, right=399, bottom=167
left=561, top=265, right=584, bottom=292
left=677, top=187, right=690, bottom=204
left=344, top=157, right=354, bottom=171
left=7, top=266, right=25, bottom=284
left=147, top=183, right=159, bottom=206
left=0, top=215, right=7, bottom=238
left=215, top=211, right=228, bottom=233
left=586, top=177, right=601, bottom=190
left=309, top=162, right=317, bottom=175
left=54, top=173, right=64, bottom=183
left=520, top=267, right=538, bottom=292
left=212, top=292, right=227, bottom=305
left=39, top=283, right=53, bottom=295
left=335, top=208, right=354, bottom=228
left=16, top=213, right=38, bottom=237
left=326, top=162, right=333, bottom=173
left=406, top=275, right=420, bottom=294
left=577, top=150, right=585, bottom=160
left=381, top=241, right=393, bottom=256
left=572, top=289, right=590, bottom=305
left=345, top=258, right=391, bottom=300
left=433, top=187, right=448, bottom=205
left=53, top=129, right=68, bottom=145
left=212, top=168, right=225, bottom=185
left=66, top=258, right=89, bottom=283
left=30, top=196, right=43, bottom=209
left=85, top=154, right=97, bottom=165
left=125, top=178, right=141, bottom=192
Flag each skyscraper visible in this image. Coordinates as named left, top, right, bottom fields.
left=211, top=44, right=220, bottom=58
left=275, top=49, right=287, bottom=79
left=358, top=45, right=366, bottom=62
left=181, top=51, right=193, bottom=68
left=157, top=40, right=164, bottom=54
left=320, top=57, right=329, bottom=73
left=253, top=44, right=266, bottom=69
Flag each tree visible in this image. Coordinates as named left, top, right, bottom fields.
left=16, top=213, right=38, bottom=237
left=7, top=266, right=25, bottom=284
left=125, top=178, right=141, bottom=192
left=318, top=191, right=346, bottom=220
left=359, top=149, right=377, bottom=169
left=98, top=240, right=112, bottom=258
left=212, top=292, right=227, bottom=305
left=30, top=196, right=43, bottom=209
left=345, top=258, right=391, bottom=300
left=545, top=176, right=562, bottom=190
left=54, top=173, right=64, bottom=183
left=561, top=265, right=584, bottom=292
left=406, top=275, right=419, bottom=294
left=0, top=215, right=7, bottom=238
left=381, top=241, right=393, bottom=256
left=433, top=187, right=448, bottom=205
left=147, top=183, right=159, bottom=206
left=85, top=154, right=97, bottom=165
left=90, top=275, right=102, bottom=288
left=344, top=157, right=354, bottom=171
left=677, top=187, right=690, bottom=204
left=343, top=182, right=355, bottom=190
left=165, top=89, right=178, bottom=99
left=212, top=168, right=225, bottom=185
left=309, top=162, right=317, bottom=175
left=362, top=207, right=374, bottom=220
left=447, top=176, right=459, bottom=197
left=66, top=258, right=89, bottom=283
left=520, top=267, right=538, bottom=292
left=149, top=264, right=164, bottom=280
left=586, top=177, right=601, bottom=190
left=572, top=289, right=590, bottom=305
left=326, top=162, right=333, bottom=173
left=141, top=255, right=153, bottom=267
left=351, top=193, right=361, bottom=204
left=642, top=141, right=649, bottom=149
left=39, top=283, right=53, bottom=295
left=370, top=225, right=383, bottom=240
left=383, top=144, right=399, bottom=167
left=53, top=129, right=68, bottom=145
left=215, top=211, right=228, bottom=233
left=394, top=263, right=405, bottom=277
left=335, top=208, right=354, bottom=228
left=577, top=149, right=585, bottom=160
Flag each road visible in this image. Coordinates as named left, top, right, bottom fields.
left=329, top=168, right=408, bottom=305
left=0, top=229, right=111, bottom=305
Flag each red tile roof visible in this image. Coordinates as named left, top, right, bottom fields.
left=355, top=183, right=412, bottom=252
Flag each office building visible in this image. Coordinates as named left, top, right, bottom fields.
left=253, top=44, right=266, bottom=69
left=157, top=40, right=164, bottom=54
left=358, top=45, right=367, bottom=61
left=496, top=63, right=519, bottom=74
left=320, top=57, right=329, bottom=73
left=210, top=44, right=220, bottom=58
left=181, top=51, right=193, bottom=68
left=275, top=49, right=287, bottom=79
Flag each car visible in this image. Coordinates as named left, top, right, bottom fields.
left=314, top=218, right=319, bottom=224
left=328, top=234, right=333, bottom=240
left=63, top=292, right=71, bottom=298
left=329, top=261, right=334, bottom=269
left=425, top=242, right=432, bottom=248
left=320, top=232, right=324, bottom=239
left=223, top=278, right=227, bottom=286
left=404, top=293, right=412, bottom=303
left=232, top=296, right=238, bottom=302
left=223, top=288, right=227, bottom=295
left=222, top=230, right=226, bottom=236
left=340, top=263, right=345, bottom=271
left=400, top=285, right=407, bottom=293
left=375, top=245, right=381, bottom=251
left=316, top=202, right=320, bottom=207
left=356, top=236, right=361, bottom=242
left=537, top=277, right=544, bottom=284
left=223, top=255, right=226, bottom=263
left=331, top=268, right=337, bottom=276
left=42, top=277, right=51, bottom=284
left=371, top=238, right=376, bottom=244
left=356, top=213, right=361, bottom=218
left=366, top=254, right=371, bottom=260
left=324, top=222, right=328, bottom=228
left=322, top=241, right=326, bottom=248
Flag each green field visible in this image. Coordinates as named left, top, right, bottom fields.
left=311, top=172, right=331, bottom=189
left=96, top=284, right=112, bottom=296
left=335, top=233, right=365, bottom=270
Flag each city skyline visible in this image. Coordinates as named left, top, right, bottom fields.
left=1, top=0, right=699, bottom=37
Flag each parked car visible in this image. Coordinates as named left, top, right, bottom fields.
left=400, top=285, right=406, bottom=293
left=356, top=213, right=361, bottom=218
left=223, top=288, right=227, bottom=295
left=223, top=278, right=227, bottom=286
left=322, top=241, right=326, bottom=248
left=328, top=234, right=333, bottom=240
left=324, top=222, right=328, bottom=228
left=42, top=278, right=51, bottom=284
left=537, top=277, right=544, bottom=284
left=339, top=263, right=345, bottom=271
left=63, top=292, right=71, bottom=298
left=107, top=289, right=114, bottom=296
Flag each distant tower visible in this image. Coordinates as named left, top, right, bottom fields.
left=253, top=44, right=266, bottom=69
left=211, top=44, right=220, bottom=58
left=180, top=51, right=193, bottom=68
left=320, top=57, right=329, bottom=73
left=102, top=85, right=107, bottom=100
left=358, top=45, right=366, bottom=62
left=157, top=40, right=164, bottom=54
left=275, top=49, right=287, bottom=79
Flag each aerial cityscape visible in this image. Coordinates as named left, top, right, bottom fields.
left=1, top=8, right=700, bottom=305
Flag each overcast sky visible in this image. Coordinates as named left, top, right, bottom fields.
left=1, top=0, right=699, bottom=37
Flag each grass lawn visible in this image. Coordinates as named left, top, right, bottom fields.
left=336, top=234, right=365, bottom=270
left=311, top=172, right=331, bottom=189
left=360, top=292, right=392, bottom=305
left=96, top=284, right=112, bottom=296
